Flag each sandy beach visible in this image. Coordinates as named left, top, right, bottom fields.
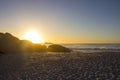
left=0, top=0, right=120, bottom=79
left=0, top=52, right=120, bottom=80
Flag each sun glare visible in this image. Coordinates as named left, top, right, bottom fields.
left=23, top=30, right=43, bottom=43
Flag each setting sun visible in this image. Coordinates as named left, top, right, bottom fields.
left=23, top=30, right=43, bottom=43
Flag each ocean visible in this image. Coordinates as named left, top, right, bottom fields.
left=62, top=44, right=120, bottom=53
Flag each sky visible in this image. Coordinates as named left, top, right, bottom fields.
left=0, top=0, right=120, bottom=43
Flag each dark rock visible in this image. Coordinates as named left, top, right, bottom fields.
left=0, top=32, right=70, bottom=53
left=0, top=51, right=5, bottom=54
left=20, top=40, right=47, bottom=52
left=31, top=44, right=47, bottom=52
left=44, top=42, right=53, bottom=44
left=0, top=32, right=47, bottom=53
left=47, top=44, right=71, bottom=52
left=0, top=32, right=21, bottom=53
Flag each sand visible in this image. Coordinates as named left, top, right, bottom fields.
left=0, top=52, right=120, bottom=80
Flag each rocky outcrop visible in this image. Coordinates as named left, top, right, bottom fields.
left=0, top=32, right=70, bottom=53
left=0, top=32, right=22, bottom=53
left=0, top=32, right=47, bottom=53
left=47, top=44, right=71, bottom=52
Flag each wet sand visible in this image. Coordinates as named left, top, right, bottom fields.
left=0, top=52, right=120, bottom=80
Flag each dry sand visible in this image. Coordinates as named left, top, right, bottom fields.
left=0, top=52, right=120, bottom=80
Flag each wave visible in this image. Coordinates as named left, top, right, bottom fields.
left=70, top=48, right=120, bottom=53
left=62, top=44, right=120, bottom=53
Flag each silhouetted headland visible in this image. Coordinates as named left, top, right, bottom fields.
left=0, top=32, right=70, bottom=54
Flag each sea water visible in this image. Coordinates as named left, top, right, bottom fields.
left=62, top=44, right=120, bottom=53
